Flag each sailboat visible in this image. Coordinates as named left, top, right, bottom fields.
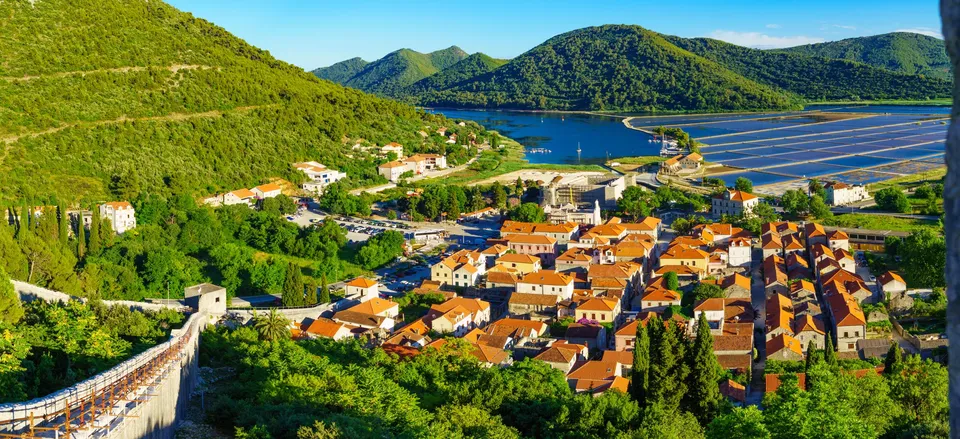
left=577, top=143, right=582, bottom=162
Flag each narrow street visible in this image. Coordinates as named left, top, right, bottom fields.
left=747, top=246, right=767, bottom=405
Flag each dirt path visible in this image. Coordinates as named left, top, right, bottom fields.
left=0, top=104, right=272, bottom=166
left=0, top=64, right=215, bottom=82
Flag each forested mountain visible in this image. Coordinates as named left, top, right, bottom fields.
left=667, top=36, right=951, bottom=101
left=406, top=25, right=799, bottom=112
left=405, top=53, right=508, bottom=95
left=321, top=26, right=952, bottom=110
left=311, top=57, right=369, bottom=83
left=328, top=46, right=469, bottom=96
left=777, top=32, right=950, bottom=80
left=0, top=0, right=485, bottom=203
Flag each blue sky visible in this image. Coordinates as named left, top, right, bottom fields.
left=166, top=0, right=943, bottom=69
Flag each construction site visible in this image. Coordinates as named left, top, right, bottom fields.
left=540, top=174, right=629, bottom=209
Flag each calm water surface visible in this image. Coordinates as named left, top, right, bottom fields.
left=432, top=105, right=948, bottom=165
left=431, top=109, right=657, bottom=164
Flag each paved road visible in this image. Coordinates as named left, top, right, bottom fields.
left=349, top=155, right=479, bottom=195
left=634, top=172, right=662, bottom=189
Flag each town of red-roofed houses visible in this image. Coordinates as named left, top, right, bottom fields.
left=285, top=185, right=936, bottom=406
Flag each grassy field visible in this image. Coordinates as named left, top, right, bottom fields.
left=823, top=213, right=939, bottom=233
left=867, top=168, right=946, bottom=192
left=425, top=136, right=605, bottom=186
left=609, top=155, right=667, bottom=173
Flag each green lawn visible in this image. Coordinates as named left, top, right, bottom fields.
left=822, top=213, right=939, bottom=233
left=425, top=137, right=605, bottom=186
left=867, top=168, right=946, bottom=192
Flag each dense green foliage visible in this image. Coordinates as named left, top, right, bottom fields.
left=200, top=326, right=704, bottom=439
left=721, top=355, right=948, bottom=438
left=407, top=52, right=509, bottom=95
left=667, top=36, right=950, bottom=101
left=777, top=32, right=951, bottom=80
left=356, top=230, right=406, bottom=270
left=506, top=203, right=546, bottom=223
left=0, top=193, right=358, bottom=301
left=0, top=266, right=23, bottom=324
left=311, top=57, right=369, bottom=83
left=874, top=187, right=912, bottom=213
left=316, top=47, right=468, bottom=96
left=0, top=0, right=491, bottom=203
left=899, top=229, right=946, bottom=288
left=0, top=299, right=184, bottom=403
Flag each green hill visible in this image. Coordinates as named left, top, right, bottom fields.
left=776, top=32, right=951, bottom=80
left=0, top=0, right=486, bottom=203
left=666, top=36, right=952, bottom=101
left=319, top=46, right=468, bottom=96
left=407, top=25, right=799, bottom=111
left=406, top=53, right=508, bottom=95
left=311, top=57, right=369, bottom=83
left=344, top=26, right=951, bottom=110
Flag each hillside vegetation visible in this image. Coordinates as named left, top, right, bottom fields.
left=407, top=25, right=799, bottom=112
left=406, top=53, right=508, bottom=95
left=777, top=32, right=951, bottom=80
left=318, top=26, right=952, bottom=111
left=668, top=36, right=951, bottom=101
left=311, top=57, right=369, bottom=83
left=0, top=0, right=485, bottom=203
left=329, top=46, right=468, bottom=96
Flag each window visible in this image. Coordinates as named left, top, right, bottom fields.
left=855, top=331, right=860, bottom=337
left=600, top=314, right=605, bottom=320
left=215, top=297, right=221, bottom=303
left=848, top=343, right=854, bottom=349
left=844, top=332, right=849, bottom=338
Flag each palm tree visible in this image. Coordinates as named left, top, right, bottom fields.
left=253, top=309, right=290, bottom=342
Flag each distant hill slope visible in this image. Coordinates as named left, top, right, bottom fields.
left=320, top=46, right=468, bottom=96
left=0, top=0, right=485, bottom=202
left=312, top=57, right=368, bottom=83
left=776, top=32, right=951, bottom=80
left=405, top=53, right=508, bottom=95
left=332, top=26, right=951, bottom=110
left=407, top=25, right=799, bottom=111
left=666, top=36, right=951, bottom=101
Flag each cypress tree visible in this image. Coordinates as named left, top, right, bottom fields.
left=282, top=263, right=305, bottom=307
left=18, top=201, right=28, bottom=242
left=630, top=319, right=650, bottom=405
left=319, top=275, right=331, bottom=304
left=76, top=220, right=86, bottom=259
left=883, top=342, right=902, bottom=375
left=684, top=314, right=722, bottom=425
left=648, top=317, right=686, bottom=411
left=57, top=203, right=69, bottom=246
left=824, top=335, right=837, bottom=367
left=89, top=207, right=102, bottom=255
left=305, top=280, right=318, bottom=306
left=805, top=340, right=820, bottom=372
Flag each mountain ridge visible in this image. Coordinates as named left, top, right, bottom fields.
left=775, top=32, right=950, bottom=80
left=322, top=46, right=469, bottom=96
left=315, top=26, right=951, bottom=111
